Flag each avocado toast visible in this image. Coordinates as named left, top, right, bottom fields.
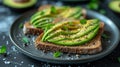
left=35, top=19, right=104, bottom=54
left=23, top=5, right=86, bottom=34
left=23, top=5, right=104, bottom=54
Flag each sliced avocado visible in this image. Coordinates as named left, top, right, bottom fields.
left=31, top=11, right=45, bottom=20
left=45, top=28, right=79, bottom=40
left=32, top=17, right=53, bottom=26
left=48, top=24, right=98, bottom=42
left=30, top=9, right=51, bottom=24
left=37, top=23, right=54, bottom=28
left=60, top=7, right=81, bottom=18
left=42, top=19, right=99, bottom=46
left=30, top=6, right=68, bottom=25
left=3, top=0, right=37, bottom=8
left=71, top=11, right=82, bottom=19
left=48, top=27, right=99, bottom=46
left=68, top=7, right=81, bottom=18
left=109, top=1, right=120, bottom=13
left=55, top=6, right=69, bottom=14
left=42, top=21, right=69, bottom=41
left=46, top=19, right=99, bottom=42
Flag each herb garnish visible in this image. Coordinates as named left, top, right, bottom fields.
left=102, top=33, right=109, bottom=39
left=118, top=57, right=120, bottom=63
left=62, top=26, right=69, bottom=31
left=88, top=2, right=99, bottom=10
left=22, top=37, right=29, bottom=43
left=19, top=23, right=23, bottom=29
left=0, top=45, right=7, bottom=54
left=53, top=51, right=62, bottom=58
left=40, top=11, right=45, bottom=15
left=99, top=9, right=106, bottom=14
left=43, top=23, right=54, bottom=32
left=87, top=0, right=99, bottom=10
left=80, top=19, right=87, bottom=24
left=51, top=6, right=57, bottom=14
left=68, top=22, right=73, bottom=26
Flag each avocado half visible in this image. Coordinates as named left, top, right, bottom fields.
left=3, top=0, right=37, bottom=12
left=109, top=1, right=120, bottom=13
left=3, top=0, right=37, bottom=8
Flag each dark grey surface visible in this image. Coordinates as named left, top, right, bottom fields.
left=1, top=0, right=120, bottom=67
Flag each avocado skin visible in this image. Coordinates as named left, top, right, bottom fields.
left=3, top=0, right=37, bottom=12
left=109, top=1, right=120, bottom=13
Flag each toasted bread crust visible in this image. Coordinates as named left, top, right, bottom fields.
left=35, top=22, right=104, bottom=54
left=23, top=22, right=43, bottom=35
left=38, top=5, right=51, bottom=11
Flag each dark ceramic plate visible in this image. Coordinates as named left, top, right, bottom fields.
left=9, top=9, right=120, bottom=64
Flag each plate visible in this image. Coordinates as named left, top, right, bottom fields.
left=9, top=9, right=120, bottom=64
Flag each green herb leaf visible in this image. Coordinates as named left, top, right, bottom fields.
left=68, top=22, right=73, bottom=26
left=118, top=57, right=120, bottom=63
left=62, top=26, right=69, bottom=31
left=43, top=23, right=54, bottom=32
left=53, top=51, right=62, bottom=58
left=102, top=33, right=109, bottom=39
left=0, top=45, right=7, bottom=54
left=22, top=37, right=29, bottom=43
left=99, top=9, right=106, bottom=14
left=87, top=3, right=99, bottom=10
left=80, top=19, right=87, bottom=24
left=91, top=0, right=99, bottom=2
left=19, top=23, right=23, bottom=29
left=40, top=11, right=45, bottom=15
left=51, top=6, right=57, bottom=14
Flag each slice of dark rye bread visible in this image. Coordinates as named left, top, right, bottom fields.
left=35, top=22, right=104, bottom=54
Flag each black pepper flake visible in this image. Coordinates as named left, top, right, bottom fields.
left=25, top=34, right=31, bottom=38
left=27, top=35, right=31, bottom=38
left=67, top=53, right=71, bottom=57
left=23, top=43, right=28, bottom=47
left=3, top=53, right=7, bottom=57
left=93, top=42, right=95, bottom=45
left=42, top=50, right=47, bottom=53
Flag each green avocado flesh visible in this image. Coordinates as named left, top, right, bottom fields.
left=3, top=0, right=37, bottom=8
left=42, top=19, right=100, bottom=46
left=29, top=5, right=100, bottom=46
left=109, top=1, right=120, bottom=13
left=30, top=6, right=83, bottom=29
